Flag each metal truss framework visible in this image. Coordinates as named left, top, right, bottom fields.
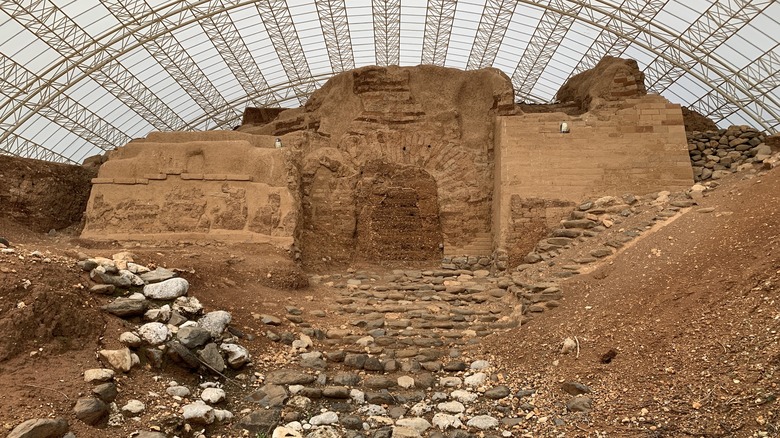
left=0, top=0, right=778, bottom=163
left=315, top=0, right=355, bottom=73
left=511, top=0, right=582, bottom=101
left=421, top=0, right=457, bottom=66
left=372, top=0, right=401, bottom=66
left=256, top=0, right=317, bottom=105
left=194, top=1, right=279, bottom=109
left=466, top=0, right=516, bottom=70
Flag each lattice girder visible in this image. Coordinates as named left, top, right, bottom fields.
left=466, top=0, right=516, bottom=70
left=315, top=0, right=355, bottom=73
left=421, top=0, right=457, bottom=66
left=372, top=0, right=401, bottom=66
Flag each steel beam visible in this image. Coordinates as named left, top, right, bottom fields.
left=0, top=131, right=75, bottom=163
left=194, top=1, right=280, bottom=108
left=315, top=0, right=355, bottom=73
left=421, top=0, right=457, bottom=66
left=0, top=0, right=186, bottom=138
left=569, top=0, right=667, bottom=75
left=466, top=0, right=516, bottom=70
left=511, top=0, right=582, bottom=101
left=105, top=0, right=240, bottom=129
left=256, top=0, right=317, bottom=105
left=372, top=0, right=401, bottom=66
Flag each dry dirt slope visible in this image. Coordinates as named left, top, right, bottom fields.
left=482, top=168, right=780, bottom=437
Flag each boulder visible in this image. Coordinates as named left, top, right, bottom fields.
left=7, top=418, right=69, bottom=438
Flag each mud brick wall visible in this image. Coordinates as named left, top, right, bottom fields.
left=82, top=136, right=298, bottom=249
left=493, top=94, right=693, bottom=253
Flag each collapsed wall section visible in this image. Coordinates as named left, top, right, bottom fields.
left=494, top=95, right=694, bottom=261
left=244, top=65, right=515, bottom=263
left=82, top=134, right=298, bottom=248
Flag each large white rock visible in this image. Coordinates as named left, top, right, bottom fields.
left=198, top=311, right=232, bottom=338
left=138, top=322, right=171, bottom=346
left=201, top=387, right=226, bottom=404
left=466, top=415, right=499, bottom=430
left=183, top=402, right=214, bottom=424
left=395, top=417, right=431, bottom=433
left=464, top=372, right=487, bottom=387
left=143, top=277, right=189, bottom=300
left=121, top=399, right=145, bottom=415
left=437, top=401, right=465, bottom=414
left=272, top=426, right=303, bottom=438
left=432, top=413, right=462, bottom=430
left=220, top=343, right=250, bottom=369
left=308, top=411, right=338, bottom=426
left=98, top=348, right=134, bottom=372
left=84, top=368, right=114, bottom=383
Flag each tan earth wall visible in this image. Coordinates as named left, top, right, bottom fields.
left=493, top=95, right=694, bottom=255
left=81, top=134, right=298, bottom=248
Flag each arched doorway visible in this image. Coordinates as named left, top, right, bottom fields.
left=355, top=161, right=442, bottom=262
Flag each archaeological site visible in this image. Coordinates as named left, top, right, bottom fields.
left=1, top=2, right=779, bottom=438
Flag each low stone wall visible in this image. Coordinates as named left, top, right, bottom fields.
left=687, top=126, right=773, bottom=181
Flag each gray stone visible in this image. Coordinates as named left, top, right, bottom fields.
left=144, top=305, right=171, bottom=322
left=166, top=385, right=191, bottom=397
left=91, top=267, right=144, bottom=288
left=102, top=298, right=147, bottom=317
left=437, top=401, right=465, bottom=413
left=305, top=426, right=341, bottom=438
left=484, top=385, right=510, bottom=399
left=135, top=433, right=167, bottom=438
left=322, top=386, right=350, bottom=399
left=182, top=402, right=215, bottom=424
left=121, top=399, right=145, bottom=415
left=201, top=387, right=226, bottom=404
left=333, top=372, right=361, bottom=386
left=142, top=277, right=189, bottom=300
left=396, top=418, right=431, bottom=433
left=561, top=382, right=592, bottom=395
left=260, top=314, right=282, bottom=325
left=220, top=343, right=250, bottom=369
left=309, top=411, right=338, bottom=426
left=466, top=415, right=498, bottom=430
left=567, top=396, right=593, bottom=413
left=92, top=383, right=118, bottom=402
left=247, top=384, right=288, bottom=407
left=197, top=343, right=225, bottom=373
left=237, top=409, right=281, bottom=434
left=176, top=326, right=211, bottom=348
left=89, top=284, right=115, bottom=295
left=83, top=368, right=114, bottom=383
left=138, top=322, right=171, bottom=346
left=98, top=347, right=133, bottom=372
left=167, top=341, right=200, bottom=369
left=431, top=413, right=462, bottom=430
left=119, top=331, right=141, bottom=348
left=198, top=310, right=232, bottom=338
left=341, top=415, right=363, bottom=430
left=7, top=418, right=68, bottom=438
left=590, top=248, right=613, bottom=258
left=139, top=267, right=177, bottom=284
left=172, top=296, right=203, bottom=316
left=73, top=397, right=108, bottom=425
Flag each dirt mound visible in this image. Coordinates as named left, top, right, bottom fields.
left=481, top=167, right=780, bottom=435
left=556, top=56, right=647, bottom=110
left=0, top=250, right=104, bottom=362
left=0, top=155, right=95, bottom=233
left=682, top=106, right=719, bottom=132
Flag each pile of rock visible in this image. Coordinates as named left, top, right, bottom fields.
left=72, top=252, right=250, bottom=428
left=687, top=125, right=772, bottom=181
